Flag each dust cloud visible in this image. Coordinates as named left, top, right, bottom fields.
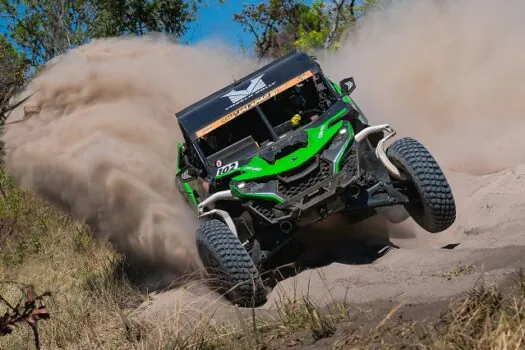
left=323, top=0, right=525, bottom=176
left=1, top=36, right=259, bottom=285
left=2, top=0, right=525, bottom=290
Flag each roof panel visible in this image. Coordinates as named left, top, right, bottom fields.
left=176, top=51, right=320, bottom=139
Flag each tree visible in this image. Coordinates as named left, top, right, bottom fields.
left=92, top=0, right=203, bottom=38
left=0, top=0, right=205, bottom=68
left=234, top=0, right=377, bottom=59
left=0, top=36, right=28, bottom=113
left=233, top=0, right=306, bottom=58
left=0, top=0, right=99, bottom=67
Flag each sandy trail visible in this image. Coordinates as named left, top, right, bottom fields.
left=132, top=0, right=525, bottom=326
left=266, top=163, right=525, bottom=306
left=3, top=0, right=525, bottom=331
left=137, top=163, right=525, bottom=327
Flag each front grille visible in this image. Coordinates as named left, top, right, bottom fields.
left=253, top=202, right=277, bottom=220
left=250, top=202, right=283, bottom=223
left=277, top=159, right=331, bottom=199
left=342, top=147, right=358, bottom=178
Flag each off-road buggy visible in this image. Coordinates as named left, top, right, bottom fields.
left=175, top=51, right=456, bottom=308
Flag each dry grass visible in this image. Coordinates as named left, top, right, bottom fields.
left=2, top=162, right=525, bottom=349
left=135, top=277, right=348, bottom=349
left=0, top=165, right=149, bottom=349
left=334, top=272, right=525, bottom=350
left=431, top=274, right=525, bottom=349
left=442, top=263, right=476, bottom=280
left=270, top=274, right=352, bottom=343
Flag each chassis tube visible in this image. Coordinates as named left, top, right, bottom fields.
left=255, top=105, right=279, bottom=141
left=197, top=190, right=240, bottom=236
left=199, top=209, right=239, bottom=237
left=354, top=124, right=408, bottom=180
left=197, top=189, right=236, bottom=213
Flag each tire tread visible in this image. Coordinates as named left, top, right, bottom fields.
left=196, top=219, right=266, bottom=307
left=387, top=137, right=456, bottom=233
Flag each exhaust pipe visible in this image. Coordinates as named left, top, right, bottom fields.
left=280, top=221, right=293, bottom=234
left=348, top=185, right=360, bottom=197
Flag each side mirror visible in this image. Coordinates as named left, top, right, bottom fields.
left=339, top=77, right=356, bottom=95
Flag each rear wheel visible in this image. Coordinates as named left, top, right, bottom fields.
left=196, top=219, right=267, bottom=307
left=386, top=137, right=456, bottom=233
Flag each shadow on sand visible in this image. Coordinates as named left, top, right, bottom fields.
left=260, top=212, right=416, bottom=288
left=112, top=211, right=418, bottom=293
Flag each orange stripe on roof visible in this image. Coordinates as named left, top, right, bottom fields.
left=195, top=70, right=314, bottom=138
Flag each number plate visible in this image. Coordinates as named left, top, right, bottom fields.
left=216, top=161, right=239, bottom=176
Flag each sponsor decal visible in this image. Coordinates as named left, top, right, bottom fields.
left=216, top=161, right=239, bottom=176
left=196, top=70, right=314, bottom=138
left=222, top=75, right=268, bottom=104
left=318, top=124, right=326, bottom=138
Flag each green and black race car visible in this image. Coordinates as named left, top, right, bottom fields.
left=175, top=51, right=456, bottom=307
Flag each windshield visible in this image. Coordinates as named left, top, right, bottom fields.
left=196, top=107, right=272, bottom=160
left=196, top=72, right=337, bottom=163
left=258, top=73, right=336, bottom=136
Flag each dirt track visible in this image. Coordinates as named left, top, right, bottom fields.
left=135, top=165, right=525, bottom=326
left=269, top=166, right=525, bottom=307
left=3, top=0, right=525, bottom=336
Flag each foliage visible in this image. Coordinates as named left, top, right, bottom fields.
left=0, top=36, right=29, bottom=114
left=92, top=0, right=203, bottom=38
left=234, top=0, right=378, bottom=58
left=233, top=0, right=305, bottom=59
left=0, top=0, right=206, bottom=68
left=0, top=0, right=99, bottom=67
left=0, top=0, right=215, bottom=125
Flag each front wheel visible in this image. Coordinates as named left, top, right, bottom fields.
left=196, top=219, right=267, bottom=307
left=386, top=137, right=456, bottom=233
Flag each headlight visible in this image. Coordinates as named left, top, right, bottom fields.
left=329, top=128, right=347, bottom=149
left=237, top=181, right=247, bottom=189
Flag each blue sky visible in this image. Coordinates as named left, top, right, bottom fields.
left=182, top=0, right=262, bottom=48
